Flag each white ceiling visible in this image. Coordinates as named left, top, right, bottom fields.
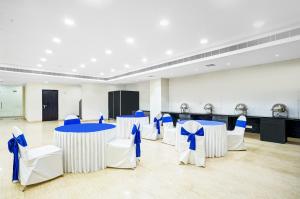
left=1, top=0, right=300, bottom=84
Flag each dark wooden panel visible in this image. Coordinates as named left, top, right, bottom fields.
left=260, top=118, right=286, bottom=143
left=286, top=119, right=300, bottom=138
left=108, top=91, right=114, bottom=119
left=114, top=91, right=120, bottom=118
left=120, top=91, right=139, bottom=115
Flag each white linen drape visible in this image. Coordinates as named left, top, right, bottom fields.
left=176, top=123, right=227, bottom=157
left=54, top=128, right=116, bottom=173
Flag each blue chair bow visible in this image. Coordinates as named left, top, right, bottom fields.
left=64, top=118, right=80, bottom=125
left=153, top=117, right=162, bottom=134
left=99, top=115, right=104, bottom=124
left=131, top=124, right=141, bottom=158
left=236, top=120, right=246, bottom=128
left=162, top=116, right=173, bottom=123
left=181, top=127, right=204, bottom=151
left=8, top=134, right=28, bottom=182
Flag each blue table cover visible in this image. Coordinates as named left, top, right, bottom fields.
left=117, top=115, right=147, bottom=118
left=178, top=120, right=225, bottom=126
left=55, top=123, right=116, bottom=133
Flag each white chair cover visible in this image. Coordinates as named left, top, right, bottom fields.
left=227, top=115, right=247, bottom=151
left=64, top=114, right=80, bottom=125
left=11, top=127, right=63, bottom=186
left=106, top=124, right=140, bottom=169
left=141, top=113, right=162, bottom=140
left=178, top=121, right=205, bottom=167
left=162, top=114, right=177, bottom=145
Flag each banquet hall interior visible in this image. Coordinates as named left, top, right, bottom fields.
left=1, top=0, right=300, bottom=198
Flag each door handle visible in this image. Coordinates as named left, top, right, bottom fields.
left=43, top=105, right=47, bottom=109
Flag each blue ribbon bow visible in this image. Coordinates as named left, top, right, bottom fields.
left=131, top=124, right=141, bottom=158
left=135, top=111, right=145, bottom=117
left=7, top=134, right=28, bottom=182
left=180, top=127, right=204, bottom=151
left=236, top=120, right=246, bottom=128
left=99, top=115, right=104, bottom=124
left=64, top=118, right=80, bottom=125
left=162, top=116, right=173, bottom=123
left=153, top=117, right=162, bottom=134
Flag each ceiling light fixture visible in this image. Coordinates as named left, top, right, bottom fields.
left=72, top=68, right=77, bottom=72
left=124, top=64, right=130, bottom=68
left=45, top=49, right=53, bottom=54
left=253, top=21, right=265, bottom=28
left=159, top=19, right=169, bottom=26
left=40, top=58, right=47, bottom=62
left=37, top=64, right=43, bottom=67
left=111, top=68, right=116, bottom=72
left=99, top=72, right=104, bottom=76
left=90, top=58, right=97, bottom=62
left=141, top=58, right=148, bottom=63
left=125, top=37, right=135, bottom=44
left=80, top=64, right=86, bottom=68
left=165, top=49, right=173, bottom=55
left=275, top=54, right=279, bottom=57
left=105, top=49, right=112, bottom=55
left=64, top=17, right=75, bottom=26
left=200, top=38, right=208, bottom=44
left=52, top=37, right=61, bottom=44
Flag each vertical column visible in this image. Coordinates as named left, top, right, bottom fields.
left=149, top=78, right=169, bottom=121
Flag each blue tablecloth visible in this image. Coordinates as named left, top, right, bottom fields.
left=178, top=120, right=225, bottom=126
left=55, top=123, right=116, bottom=133
left=117, top=115, right=147, bottom=118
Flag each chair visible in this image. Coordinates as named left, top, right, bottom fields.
left=106, top=124, right=141, bottom=169
left=64, top=114, right=80, bottom=125
left=162, top=114, right=177, bottom=145
left=135, top=110, right=145, bottom=117
left=178, top=121, right=205, bottom=167
left=141, top=113, right=162, bottom=140
left=7, top=127, right=63, bottom=188
left=227, top=115, right=247, bottom=151
left=99, top=112, right=104, bottom=124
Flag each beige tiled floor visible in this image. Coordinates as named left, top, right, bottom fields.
left=0, top=118, right=300, bottom=199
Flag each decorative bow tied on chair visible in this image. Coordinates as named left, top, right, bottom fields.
left=99, top=115, right=104, bottom=124
left=7, top=134, right=28, bottom=182
left=131, top=124, right=141, bottom=157
left=235, top=120, right=246, bottom=128
left=180, top=127, right=204, bottom=150
left=153, top=117, right=162, bottom=134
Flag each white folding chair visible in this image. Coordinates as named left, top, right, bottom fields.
left=8, top=127, right=63, bottom=189
left=178, top=121, right=205, bottom=167
left=227, top=115, right=247, bottom=151
left=162, top=114, right=177, bottom=145
left=106, top=124, right=141, bottom=169
left=135, top=110, right=145, bottom=117
left=64, top=114, right=80, bottom=125
left=141, top=113, right=162, bottom=140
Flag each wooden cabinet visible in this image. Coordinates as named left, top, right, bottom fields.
left=260, top=118, right=286, bottom=143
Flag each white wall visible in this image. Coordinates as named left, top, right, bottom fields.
left=25, top=83, right=82, bottom=122
left=81, top=84, right=124, bottom=120
left=124, top=81, right=150, bottom=110
left=168, top=59, right=300, bottom=118
left=0, top=85, right=23, bottom=117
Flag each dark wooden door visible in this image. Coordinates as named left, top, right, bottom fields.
left=42, top=90, right=58, bottom=121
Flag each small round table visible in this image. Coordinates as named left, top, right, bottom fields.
left=54, top=123, right=116, bottom=173
left=176, top=120, right=227, bottom=158
left=116, top=115, right=149, bottom=138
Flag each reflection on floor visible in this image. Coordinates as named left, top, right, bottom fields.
left=0, top=119, right=299, bottom=199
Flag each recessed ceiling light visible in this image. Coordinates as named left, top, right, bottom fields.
left=165, top=49, right=173, bottom=55
left=99, top=72, right=104, bottom=76
left=64, top=17, right=75, bottom=26
left=45, top=49, right=53, bottom=54
left=72, top=68, right=77, bottom=72
left=111, top=68, right=116, bottom=72
left=125, top=37, right=135, bottom=44
left=37, top=64, right=43, bottom=67
left=159, top=19, right=169, bottom=26
left=90, top=58, right=97, bottom=62
left=80, top=64, right=86, bottom=68
left=124, top=64, right=130, bottom=68
left=275, top=54, right=279, bottom=57
left=226, top=62, right=231, bottom=66
left=200, top=38, right=208, bottom=44
left=253, top=21, right=265, bottom=28
left=105, top=49, right=112, bottom=55
left=52, top=37, right=61, bottom=44
left=141, top=58, right=148, bottom=63
left=40, top=58, right=47, bottom=62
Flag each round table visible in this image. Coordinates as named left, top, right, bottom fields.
left=176, top=120, right=227, bottom=158
left=54, top=123, right=116, bottom=173
left=116, top=115, right=149, bottom=138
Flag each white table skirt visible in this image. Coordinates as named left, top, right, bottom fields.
left=54, top=128, right=116, bottom=173
left=116, top=116, right=149, bottom=138
left=176, top=123, right=227, bottom=158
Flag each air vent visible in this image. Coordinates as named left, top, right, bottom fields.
left=205, top=64, right=216, bottom=67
